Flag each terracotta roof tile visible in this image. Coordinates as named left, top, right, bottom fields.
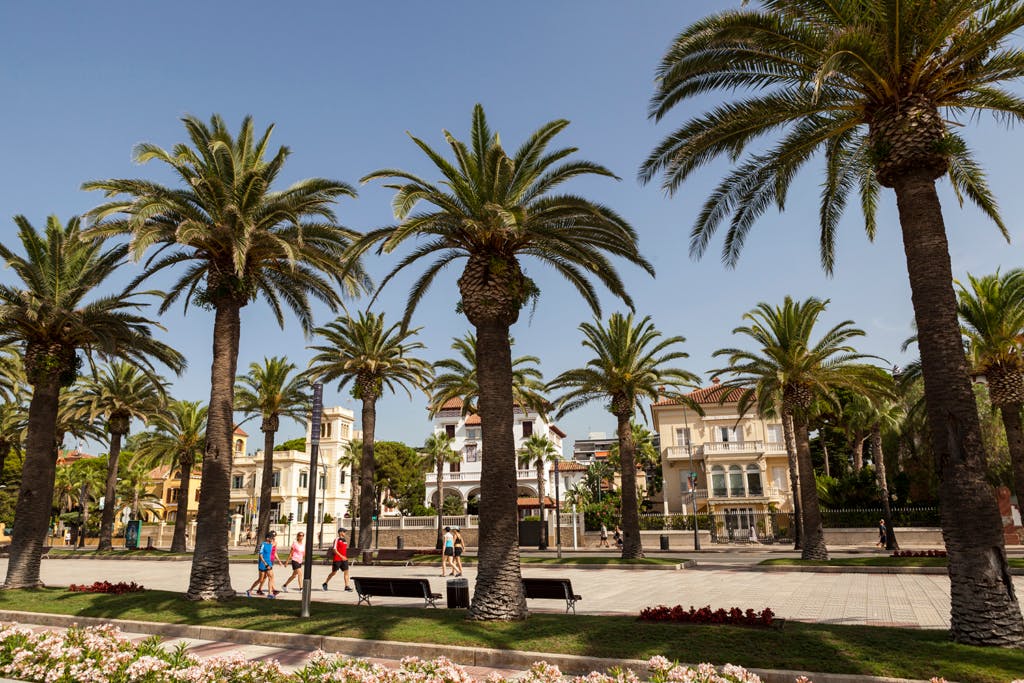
left=548, top=425, right=567, bottom=438
left=653, top=379, right=751, bottom=406
left=516, top=496, right=555, bottom=508
left=465, top=414, right=481, bottom=425
left=440, top=397, right=463, bottom=410
left=554, top=461, right=588, bottom=472
left=233, top=426, right=248, bottom=437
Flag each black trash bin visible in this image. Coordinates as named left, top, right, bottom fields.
left=659, top=534, right=670, bottom=550
left=396, top=536, right=404, bottom=550
left=447, top=578, right=469, bottom=609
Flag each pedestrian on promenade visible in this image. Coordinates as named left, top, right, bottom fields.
left=322, top=529, right=352, bottom=592
left=452, top=527, right=465, bottom=576
left=877, top=519, right=887, bottom=548
left=63, top=528, right=71, bottom=546
left=281, top=531, right=306, bottom=592
left=613, top=525, right=623, bottom=548
left=441, top=526, right=455, bottom=576
left=248, top=531, right=282, bottom=598
left=599, top=522, right=610, bottom=547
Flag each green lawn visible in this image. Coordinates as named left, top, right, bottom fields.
left=0, top=588, right=1021, bottom=682
left=760, top=557, right=1024, bottom=568
left=47, top=549, right=192, bottom=559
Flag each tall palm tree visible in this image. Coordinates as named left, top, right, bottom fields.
left=338, top=438, right=361, bottom=547
left=0, top=215, right=183, bottom=589
left=641, top=0, right=1024, bottom=645
left=134, top=400, right=207, bottom=552
left=308, top=311, right=432, bottom=552
left=548, top=313, right=698, bottom=559
left=355, top=105, right=652, bottom=620
left=609, top=422, right=661, bottom=503
left=83, top=114, right=370, bottom=600
left=517, top=434, right=559, bottom=547
left=234, top=357, right=311, bottom=544
left=72, top=457, right=107, bottom=548
left=419, top=432, right=460, bottom=548
left=427, top=334, right=548, bottom=418
left=712, top=297, right=879, bottom=561
left=70, top=362, right=168, bottom=550
left=956, top=270, right=1024, bottom=519
left=117, top=449, right=163, bottom=521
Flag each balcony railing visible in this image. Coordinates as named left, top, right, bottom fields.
left=426, top=469, right=538, bottom=484
left=707, top=485, right=790, bottom=500
left=703, top=441, right=763, bottom=455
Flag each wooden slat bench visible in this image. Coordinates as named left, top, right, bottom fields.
left=522, top=577, right=582, bottom=614
left=351, top=577, right=441, bottom=608
left=374, top=549, right=417, bottom=566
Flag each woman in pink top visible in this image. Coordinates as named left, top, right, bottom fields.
left=281, top=532, right=306, bottom=592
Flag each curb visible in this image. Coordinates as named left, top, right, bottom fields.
left=754, top=564, right=1024, bottom=576
left=0, top=609, right=931, bottom=683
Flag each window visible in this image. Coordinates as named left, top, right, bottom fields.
left=725, top=507, right=754, bottom=533
left=297, top=502, right=304, bottom=522
left=450, top=459, right=460, bottom=473
left=719, top=427, right=739, bottom=442
left=269, top=502, right=281, bottom=523
left=166, top=488, right=180, bottom=503
left=680, top=470, right=698, bottom=492
left=728, top=465, right=744, bottom=496
left=299, top=471, right=308, bottom=489
left=271, top=471, right=281, bottom=488
left=746, top=464, right=763, bottom=495
left=522, top=421, right=533, bottom=437
left=445, top=424, right=456, bottom=439
left=465, top=427, right=480, bottom=441
left=318, top=474, right=326, bottom=490
left=464, top=444, right=479, bottom=462
left=674, top=427, right=691, bottom=448
left=231, top=475, right=244, bottom=489
left=710, top=466, right=727, bottom=497
left=339, top=469, right=346, bottom=485
left=766, top=424, right=783, bottom=444
left=320, top=422, right=332, bottom=438
left=234, top=439, right=244, bottom=454
left=341, top=423, right=350, bottom=439
left=194, top=489, right=201, bottom=502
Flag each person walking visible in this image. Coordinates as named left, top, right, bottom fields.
left=598, top=522, right=610, bottom=547
left=441, top=526, right=456, bottom=576
left=452, top=526, right=465, bottom=576
left=613, top=525, right=623, bottom=548
left=877, top=519, right=887, bottom=549
left=247, top=530, right=282, bottom=598
left=63, top=528, right=71, bottom=546
left=322, top=528, right=353, bottom=592
left=281, top=531, right=306, bottom=592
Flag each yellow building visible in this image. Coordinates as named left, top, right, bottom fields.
left=653, top=379, right=793, bottom=529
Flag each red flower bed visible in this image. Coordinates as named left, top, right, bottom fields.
left=892, top=549, right=946, bottom=558
left=639, top=604, right=775, bottom=627
left=68, top=581, right=145, bottom=594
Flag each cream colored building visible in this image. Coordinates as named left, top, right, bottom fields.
left=652, top=379, right=793, bottom=530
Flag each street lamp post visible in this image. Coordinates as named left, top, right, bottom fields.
left=684, top=408, right=701, bottom=551
left=300, top=382, right=324, bottom=619
left=554, top=457, right=562, bottom=558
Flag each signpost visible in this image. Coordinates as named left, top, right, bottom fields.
left=300, top=382, right=323, bottom=618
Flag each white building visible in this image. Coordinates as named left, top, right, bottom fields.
left=230, top=406, right=357, bottom=532
left=424, top=398, right=574, bottom=516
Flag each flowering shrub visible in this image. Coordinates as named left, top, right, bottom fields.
left=892, top=549, right=946, bottom=558
left=639, top=605, right=775, bottom=627
left=68, top=581, right=145, bottom=594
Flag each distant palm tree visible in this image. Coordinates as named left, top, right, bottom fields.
left=585, top=460, right=615, bottom=502
left=517, top=434, right=559, bottom=547
left=548, top=313, right=698, bottom=559
left=84, top=114, right=370, bottom=600
left=308, top=311, right=432, bottom=551
left=134, top=401, right=207, bottom=552
left=711, top=297, right=879, bottom=561
left=338, top=438, right=361, bottom=547
left=0, top=216, right=183, bottom=588
left=235, top=357, right=311, bottom=544
left=69, top=457, right=106, bottom=548
left=355, top=105, right=651, bottom=620
left=428, top=334, right=548, bottom=418
left=956, top=270, right=1024, bottom=517
left=642, top=0, right=1024, bottom=645
left=564, top=481, right=592, bottom=508
left=609, top=422, right=661, bottom=503
left=116, top=449, right=163, bottom=521
left=70, top=362, right=169, bottom=550
left=419, top=432, right=460, bottom=548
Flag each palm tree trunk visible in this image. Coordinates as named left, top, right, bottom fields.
left=1000, top=403, right=1024, bottom=523
left=4, top=377, right=61, bottom=588
left=616, top=410, right=643, bottom=559
left=894, top=170, right=1024, bottom=646
left=871, top=425, right=898, bottom=551
left=98, top=431, right=125, bottom=551
left=822, top=442, right=830, bottom=478
left=536, top=460, right=546, bottom=549
left=851, top=432, right=866, bottom=471
left=256, top=428, right=276, bottom=545
left=170, top=455, right=193, bottom=552
left=132, top=489, right=139, bottom=521
left=77, top=482, right=89, bottom=549
left=357, top=395, right=377, bottom=553
left=793, top=413, right=828, bottom=561
left=782, top=412, right=803, bottom=549
left=468, top=320, right=526, bottom=620
left=186, top=299, right=240, bottom=600
left=435, top=460, right=444, bottom=549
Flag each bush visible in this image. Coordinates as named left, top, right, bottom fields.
left=639, top=604, right=775, bottom=628
left=892, top=549, right=946, bottom=558
left=69, top=581, right=145, bottom=594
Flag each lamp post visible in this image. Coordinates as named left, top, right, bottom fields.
left=684, top=408, right=701, bottom=551
left=554, top=457, right=562, bottom=558
left=300, top=382, right=323, bottom=619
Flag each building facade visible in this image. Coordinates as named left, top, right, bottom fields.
left=652, top=379, right=793, bottom=529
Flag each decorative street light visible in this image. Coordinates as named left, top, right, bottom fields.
left=683, top=407, right=701, bottom=551
left=300, top=382, right=323, bottom=619
left=554, top=456, right=562, bottom=558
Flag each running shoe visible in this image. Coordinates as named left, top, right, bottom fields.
left=246, top=590, right=252, bottom=597
left=344, top=586, right=353, bottom=592
left=322, top=583, right=328, bottom=591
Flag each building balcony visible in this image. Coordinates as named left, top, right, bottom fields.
left=707, top=485, right=791, bottom=503
left=426, top=469, right=539, bottom=485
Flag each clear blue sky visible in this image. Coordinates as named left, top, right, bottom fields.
left=2, top=2, right=1022, bottom=454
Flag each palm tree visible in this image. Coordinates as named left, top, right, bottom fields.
left=564, top=481, right=592, bottom=508
left=338, top=438, right=361, bottom=547
left=0, top=215, right=183, bottom=589
left=355, top=105, right=652, bottom=619
left=641, top=0, right=1024, bottom=645
left=428, top=334, right=548, bottom=418
left=70, top=362, right=168, bottom=550
left=83, top=114, right=370, bottom=600
left=134, top=400, right=207, bottom=552
left=956, top=270, right=1024, bottom=520
left=0, top=403, right=26, bottom=486
left=517, top=434, right=559, bottom=548
left=711, top=297, right=879, bottom=561
left=548, top=313, right=698, bottom=559
left=419, top=432, right=460, bottom=548
left=117, top=449, right=163, bottom=521
left=67, top=456, right=106, bottom=548
left=308, top=311, right=432, bottom=552
left=609, top=422, right=661, bottom=504
left=234, top=357, right=311, bottom=544
left=585, top=460, right=615, bottom=502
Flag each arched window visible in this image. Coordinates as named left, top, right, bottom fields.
left=710, top=466, right=727, bottom=497
left=728, top=465, right=744, bottom=496
left=234, top=439, right=243, bottom=454
left=746, top=464, right=763, bottom=495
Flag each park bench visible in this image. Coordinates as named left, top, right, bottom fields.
left=522, top=577, right=582, bottom=614
left=351, top=576, right=441, bottom=608
left=374, top=548, right=417, bottom=566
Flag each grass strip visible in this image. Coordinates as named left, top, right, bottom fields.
left=47, top=549, right=192, bottom=559
left=407, top=555, right=683, bottom=566
left=760, top=557, right=1024, bottom=568
left=0, top=588, right=1020, bottom=682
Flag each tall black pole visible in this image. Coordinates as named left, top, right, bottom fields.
left=300, top=382, right=323, bottom=618
left=555, top=457, right=562, bottom=558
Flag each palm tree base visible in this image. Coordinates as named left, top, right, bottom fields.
left=1, top=580, right=45, bottom=590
